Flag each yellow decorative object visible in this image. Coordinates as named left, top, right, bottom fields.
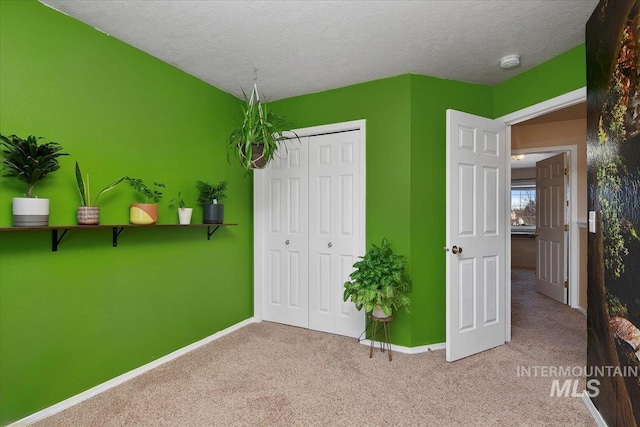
left=129, top=203, right=158, bottom=225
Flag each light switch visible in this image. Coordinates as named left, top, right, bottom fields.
left=588, top=211, right=596, bottom=233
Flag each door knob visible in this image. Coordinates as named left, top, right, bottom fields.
left=451, top=245, right=462, bottom=254
left=328, top=242, right=333, bottom=248
left=285, top=240, right=290, bottom=245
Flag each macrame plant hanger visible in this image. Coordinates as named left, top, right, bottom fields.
left=246, top=68, right=267, bottom=168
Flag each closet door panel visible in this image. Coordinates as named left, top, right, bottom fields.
left=261, top=138, right=309, bottom=328
left=308, top=131, right=364, bottom=338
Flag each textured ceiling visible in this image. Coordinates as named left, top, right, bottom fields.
left=40, top=0, right=599, bottom=101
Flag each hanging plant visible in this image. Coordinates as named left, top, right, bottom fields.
left=227, top=82, right=296, bottom=171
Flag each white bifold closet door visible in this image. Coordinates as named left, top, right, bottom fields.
left=261, top=130, right=364, bottom=338
left=262, top=138, right=309, bottom=328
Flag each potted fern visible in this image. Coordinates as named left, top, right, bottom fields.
left=343, top=238, right=411, bottom=318
left=1, top=133, right=69, bottom=226
left=75, top=162, right=125, bottom=225
left=124, top=177, right=165, bottom=225
left=197, top=180, right=228, bottom=224
left=227, top=83, right=296, bottom=170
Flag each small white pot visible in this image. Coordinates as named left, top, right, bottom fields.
left=13, top=197, right=49, bottom=227
left=372, top=305, right=391, bottom=319
left=178, top=207, right=193, bottom=225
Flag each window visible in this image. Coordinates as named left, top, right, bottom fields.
left=511, top=182, right=536, bottom=231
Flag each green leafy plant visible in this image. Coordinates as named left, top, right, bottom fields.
left=169, top=191, right=187, bottom=209
left=343, top=238, right=411, bottom=316
left=196, top=180, right=228, bottom=204
left=0, top=133, right=69, bottom=197
left=227, top=86, right=297, bottom=171
left=124, top=177, right=165, bottom=203
left=75, top=162, right=125, bottom=207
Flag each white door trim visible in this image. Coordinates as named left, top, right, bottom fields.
left=253, top=119, right=367, bottom=322
left=498, top=86, right=586, bottom=342
left=498, top=87, right=586, bottom=125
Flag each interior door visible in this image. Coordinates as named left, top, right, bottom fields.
left=261, top=137, right=310, bottom=328
left=446, top=109, right=507, bottom=362
left=308, top=130, right=365, bottom=338
left=535, top=153, right=568, bottom=304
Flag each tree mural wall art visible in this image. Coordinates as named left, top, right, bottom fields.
left=587, top=1, right=640, bottom=425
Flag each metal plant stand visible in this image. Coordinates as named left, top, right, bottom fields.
left=369, top=314, right=394, bottom=361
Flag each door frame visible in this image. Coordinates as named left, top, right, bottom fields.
left=512, top=146, right=578, bottom=306
left=498, top=86, right=585, bottom=341
left=253, top=119, right=367, bottom=322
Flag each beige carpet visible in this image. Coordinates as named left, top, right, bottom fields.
left=35, top=269, right=594, bottom=426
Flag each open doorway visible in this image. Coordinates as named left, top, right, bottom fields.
left=511, top=150, right=572, bottom=304
left=445, top=90, right=587, bottom=359
left=497, top=88, right=588, bottom=343
left=508, top=101, right=587, bottom=312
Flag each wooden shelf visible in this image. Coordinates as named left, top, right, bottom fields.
left=0, top=223, right=237, bottom=251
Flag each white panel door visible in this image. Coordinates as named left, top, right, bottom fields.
left=261, top=137, right=310, bottom=328
left=535, top=153, right=567, bottom=304
left=446, top=109, right=506, bottom=362
left=308, top=131, right=364, bottom=338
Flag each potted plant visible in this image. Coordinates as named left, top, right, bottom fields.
left=227, top=83, right=296, bottom=170
left=0, top=133, right=69, bottom=227
left=75, top=162, right=125, bottom=225
left=343, top=238, right=411, bottom=318
left=124, top=177, right=165, bottom=225
left=170, top=191, right=192, bottom=225
left=196, top=180, right=228, bottom=224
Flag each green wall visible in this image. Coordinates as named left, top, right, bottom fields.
left=271, top=76, right=414, bottom=345
left=273, top=45, right=585, bottom=349
left=272, top=75, right=495, bottom=347
left=0, top=1, right=251, bottom=424
left=493, top=45, right=586, bottom=117
left=409, top=75, right=493, bottom=345
left=0, top=0, right=588, bottom=422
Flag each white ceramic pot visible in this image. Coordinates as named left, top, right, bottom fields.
left=13, top=197, right=49, bottom=227
left=178, top=207, right=193, bottom=225
left=372, top=305, right=390, bottom=319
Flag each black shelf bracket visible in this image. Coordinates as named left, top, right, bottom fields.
left=207, top=225, right=221, bottom=240
left=52, top=229, right=69, bottom=252
left=112, top=227, right=124, bottom=247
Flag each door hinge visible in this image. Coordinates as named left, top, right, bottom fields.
left=564, top=167, right=569, bottom=176
left=564, top=280, right=569, bottom=289
left=564, top=224, right=569, bottom=232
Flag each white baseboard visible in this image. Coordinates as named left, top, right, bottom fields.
left=8, top=317, right=256, bottom=427
left=582, top=391, right=608, bottom=427
left=577, top=305, right=587, bottom=316
left=359, top=339, right=446, bottom=354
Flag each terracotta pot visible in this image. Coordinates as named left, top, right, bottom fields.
left=130, top=203, right=158, bottom=225
left=13, top=197, right=49, bottom=227
left=77, top=206, right=100, bottom=225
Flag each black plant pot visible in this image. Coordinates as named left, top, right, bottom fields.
left=203, top=203, right=224, bottom=224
